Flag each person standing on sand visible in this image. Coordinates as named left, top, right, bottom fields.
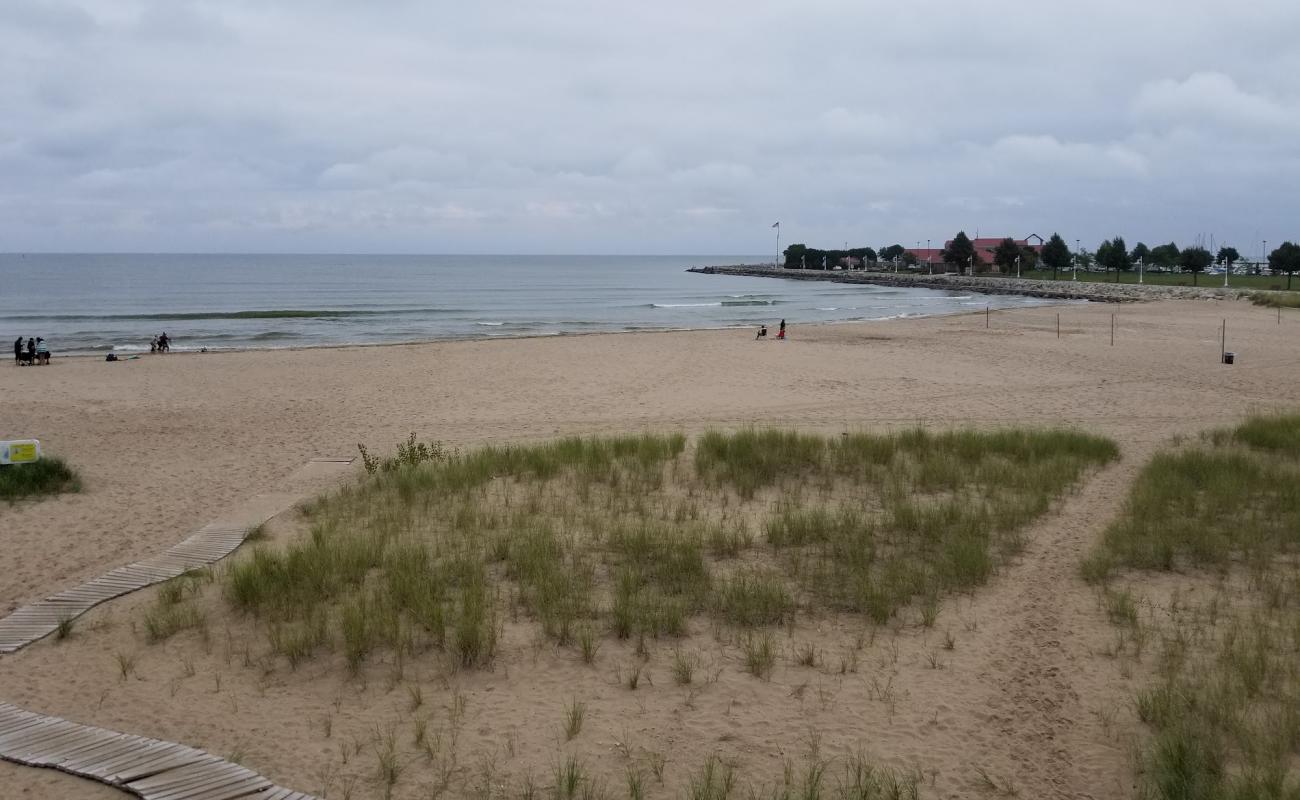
left=26, top=338, right=36, bottom=361
left=13, top=337, right=21, bottom=365
left=778, top=319, right=786, bottom=340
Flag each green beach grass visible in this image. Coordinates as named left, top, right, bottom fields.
left=1017, top=269, right=1296, bottom=291
left=1082, top=413, right=1300, bottom=799
left=0, top=457, right=81, bottom=503
left=1248, top=292, right=1300, bottom=309
left=216, top=427, right=1115, bottom=674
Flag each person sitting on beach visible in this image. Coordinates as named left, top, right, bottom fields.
left=35, top=337, right=49, bottom=365
left=755, top=325, right=767, bottom=339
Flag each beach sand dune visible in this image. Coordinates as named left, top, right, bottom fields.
left=1, top=299, right=1297, bottom=799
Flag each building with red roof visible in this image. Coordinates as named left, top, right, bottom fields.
left=904, top=234, right=1044, bottom=273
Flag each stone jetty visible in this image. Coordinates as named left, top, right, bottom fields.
left=688, top=265, right=1262, bottom=304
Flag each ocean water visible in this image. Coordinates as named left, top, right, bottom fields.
left=0, top=254, right=1054, bottom=355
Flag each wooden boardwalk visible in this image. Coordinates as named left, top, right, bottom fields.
left=0, top=702, right=317, bottom=799
left=0, top=458, right=353, bottom=654
left=0, top=459, right=353, bottom=797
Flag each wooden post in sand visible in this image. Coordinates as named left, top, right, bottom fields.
left=1221, top=319, right=1226, bottom=362
left=1111, top=313, right=1115, bottom=346
left=1056, top=313, right=1060, bottom=338
left=986, top=305, right=990, bottom=329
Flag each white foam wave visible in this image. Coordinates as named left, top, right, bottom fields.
left=475, top=321, right=506, bottom=326
left=652, top=302, right=722, bottom=308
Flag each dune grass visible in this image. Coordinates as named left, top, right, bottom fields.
left=1083, top=413, right=1300, bottom=799
left=1248, top=292, right=1300, bottom=308
left=211, top=428, right=1113, bottom=676
left=0, top=457, right=81, bottom=502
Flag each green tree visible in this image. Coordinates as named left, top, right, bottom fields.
left=1179, top=246, right=1213, bottom=285
left=848, top=247, right=877, bottom=264
left=1096, top=237, right=1129, bottom=282
left=1041, top=233, right=1071, bottom=279
left=1149, top=242, right=1180, bottom=269
left=782, top=243, right=808, bottom=269
left=1131, top=242, right=1150, bottom=267
left=1269, top=241, right=1300, bottom=289
left=993, top=238, right=1022, bottom=272
left=1019, top=244, right=1039, bottom=270
left=879, top=244, right=906, bottom=262
left=943, top=231, right=977, bottom=273
left=1216, top=246, right=1240, bottom=268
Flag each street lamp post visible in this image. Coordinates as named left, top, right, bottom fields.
left=1074, top=239, right=1080, bottom=281
left=927, top=239, right=932, bottom=274
left=1139, top=258, right=1144, bottom=284
left=1015, top=255, right=1021, bottom=278
left=774, top=222, right=781, bottom=269
left=1263, top=239, right=1268, bottom=276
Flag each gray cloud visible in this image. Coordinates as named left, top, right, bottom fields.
left=1, top=0, right=1297, bottom=253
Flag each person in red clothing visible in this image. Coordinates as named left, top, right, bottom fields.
left=777, top=319, right=786, bottom=339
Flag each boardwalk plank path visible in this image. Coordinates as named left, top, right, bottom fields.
left=0, top=702, right=316, bottom=799
left=0, top=458, right=353, bottom=654
left=0, top=458, right=353, bottom=798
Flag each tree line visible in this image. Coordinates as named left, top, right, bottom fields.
left=782, top=233, right=1300, bottom=288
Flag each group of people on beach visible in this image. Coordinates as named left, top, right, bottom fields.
left=12, top=336, right=50, bottom=366
left=755, top=319, right=787, bottom=340
left=151, top=333, right=171, bottom=353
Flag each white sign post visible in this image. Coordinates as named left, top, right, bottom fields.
left=0, top=440, right=41, bottom=465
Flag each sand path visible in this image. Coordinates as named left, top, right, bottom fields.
left=952, top=456, right=1143, bottom=799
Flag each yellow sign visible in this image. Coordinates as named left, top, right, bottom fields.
left=1, top=440, right=41, bottom=465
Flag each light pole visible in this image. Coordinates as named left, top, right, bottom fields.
left=1139, top=258, right=1144, bottom=284
left=1224, top=250, right=1230, bottom=287
left=927, top=239, right=932, bottom=274
left=1015, top=255, right=1021, bottom=278
left=1074, top=238, right=1080, bottom=281
left=773, top=222, right=781, bottom=269
left=1263, top=239, right=1268, bottom=276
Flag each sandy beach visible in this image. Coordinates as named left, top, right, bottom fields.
left=3, top=297, right=1299, bottom=799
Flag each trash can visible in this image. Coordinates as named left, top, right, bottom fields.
left=1223, top=352, right=1235, bottom=365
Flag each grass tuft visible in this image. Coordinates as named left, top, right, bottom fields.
left=563, top=698, right=586, bottom=741
left=742, top=633, right=777, bottom=679
left=0, top=457, right=81, bottom=503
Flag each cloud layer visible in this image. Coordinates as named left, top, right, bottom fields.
left=3, top=1, right=1298, bottom=253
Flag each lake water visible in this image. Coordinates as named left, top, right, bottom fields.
left=0, top=254, right=1055, bottom=355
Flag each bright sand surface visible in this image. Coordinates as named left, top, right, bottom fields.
left=2, top=298, right=1298, bottom=799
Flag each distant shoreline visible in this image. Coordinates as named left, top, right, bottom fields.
left=690, top=264, right=1259, bottom=303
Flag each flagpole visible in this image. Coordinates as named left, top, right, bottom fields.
left=774, top=222, right=781, bottom=269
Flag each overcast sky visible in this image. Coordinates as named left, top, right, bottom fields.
left=2, top=1, right=1298, bottom=255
